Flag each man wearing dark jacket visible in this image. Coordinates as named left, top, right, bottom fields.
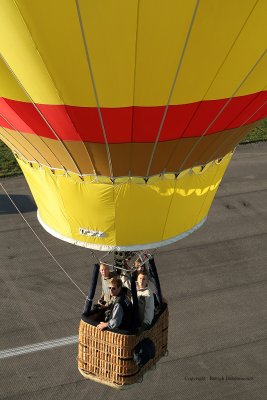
left=97, top=277, right=132, bottom=331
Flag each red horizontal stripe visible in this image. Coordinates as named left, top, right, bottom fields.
left=0, top=92, right=267, bottom=143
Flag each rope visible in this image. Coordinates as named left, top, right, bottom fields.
left=0, top=116, right=55, bottom=169
left=0, top=53, right=82, bottom=176
left=159, top=49, right=267, bottom=243
left=176, top=48, right=267, bottom=175
left=0, top=182, right=86, bottom=298
left=5, top=0, right=97, bottom=176
left=129, top=0, right=141, bottom=177
left=0, top=130, right=29, bottom=162
left=75, top=0, right=114, bottom=179
left=0, top=112, right=54, bottom=169
left=205, top=97, right=267, bottom=165
left=145, top=0, right=200, bottom=178
left=161, top=0, right=261, bottom=174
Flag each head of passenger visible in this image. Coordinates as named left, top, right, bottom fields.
left=100, top=263, right=110, bottom=279
left=134, top=259, right=146, bottom=273
left=137, top=272, right=149, bottom=290
left=109, top=277, right=122, bottom=297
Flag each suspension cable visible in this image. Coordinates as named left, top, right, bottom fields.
left=205, top=97, right=267, bottom=165
left=75, top=0, right=113, bottom=179
left=145, top=0, right=200, bottom=178
left=0, top=115, right=52, bottom=167
left=2, top=0, right=97, bottom=176
left=129, top=0, right=141, bottom=177
left=176, top=48, right=267, bottom=175
left=0, top=53, right=83, bottom=176
left=0, top=182, right=86, bottom=298
left=161, top=0, right=261, bottom=174
left=0, top=130, right=31, bottom=162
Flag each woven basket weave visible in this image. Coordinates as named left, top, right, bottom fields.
left=78, top=305, right=168, bottom=388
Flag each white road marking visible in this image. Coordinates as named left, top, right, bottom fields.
left=0, top=335, right=78, bottom=359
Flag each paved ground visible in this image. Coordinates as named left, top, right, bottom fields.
left=0, top=142, right=267, bottom=400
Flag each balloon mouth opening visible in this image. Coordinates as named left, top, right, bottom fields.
left=37, top=210, right=207, bottom=252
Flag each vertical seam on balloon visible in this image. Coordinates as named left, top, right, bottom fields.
left=0, top=127, right=52, bottom=167
left=0, top=129, right=26, bottom=161
left=0, top=111, right=52, bottom=167
left=163, top=0, right=260, bottom=173
left=240, top=98, right=267, bottom=126
left=0, top=100, right=64, bottom=170
left=224, top=89, right=267, bottom=131
left=75, top=0, right=113, bottom=178
left=197, top=129, right=240, bottom=165
left=0, top=117, right=38, bottom=164
left=129, top=0, right=140, bottom=177
left=5, top=2, right=84, bottom=176
left=112, top=181, right=116, bottom=250
left=206, top=95, right=267, bottom=164
left=159, top=176, right=179, bottom=244
left=0, top=54, right=83, bottom=176
left=176, top=48, right=267, bottom=175
left=145, top=0, right=200, bottom=178
left=192, top=160, right=222, bottom=230
left=0, top=98, right=63, bottom=169
left=13, top=0, right=97, bottom=175
left=56, top=104, right=97, bottom=175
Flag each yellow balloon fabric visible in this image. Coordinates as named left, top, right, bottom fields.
left=1, top=1, right=266, bottom=250
left=17, top=153, right=232, bottom=250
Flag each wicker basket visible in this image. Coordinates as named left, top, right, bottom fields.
left=78, top=304, right=168, bottom=389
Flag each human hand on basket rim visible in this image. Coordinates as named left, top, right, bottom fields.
left=97, top=321, right=108, bottom=330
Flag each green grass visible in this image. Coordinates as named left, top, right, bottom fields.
left=0, top=118, right=266, bottom=177
left=0, top=141, right=22, bottom=177
left=240, top=118, right=267, bottom=143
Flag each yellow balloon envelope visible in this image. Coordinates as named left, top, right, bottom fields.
left=0, top=0, right=267, bottom=250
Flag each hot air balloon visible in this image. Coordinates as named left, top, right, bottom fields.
left=0, top=0, right=267, bottom=389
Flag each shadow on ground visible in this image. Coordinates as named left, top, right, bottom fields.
left=0, top=194, right=36, bottom=214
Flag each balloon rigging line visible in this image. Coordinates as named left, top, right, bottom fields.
left=161, top=0, right=261, bottom=175
left=75, top=0, right=114, bottom=179
left=158, top=49, right=267, bottom=246
left=0, top=53, right=83, bottom=177
left=159, top=50, right=267, bottom=242
left=99, top=250, right=113, bottom=263
left=193, top=156, right=222, bottom=233
left=0, top=115, right=38, bottom=164
left=200, top=0, right=259, bottom=104
left=145, top=0, right=200, bottom=178
left=10, top=0, right=97, bottom=176
left=15, top=0, right=97, bottom=177
left=194, top=95, right=267, bottom=168
left=0, top=113, right=52, bottom=167
left=0, top=129, right=29, bottom=162
left=176, top=48, right=267, bottom=175
left=203, top=81, right=267, bottom=166
left=230, top=93, right=267, bottom=129
left=0, top=52, right=68, bottom=173
left=0, top=110, right=55, bottom=169
left=129, top=0, right=140, bottom=176
left=0, top=183, right=87, bottom=298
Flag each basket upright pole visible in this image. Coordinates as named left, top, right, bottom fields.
left=148, top=256, right=163, bottom=307
left=82, top=263, right=100, bottom=317
left=130, top=274, right=140, bottom=330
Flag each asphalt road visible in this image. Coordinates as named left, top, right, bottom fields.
left=0, top=142, right=267, bottom=400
